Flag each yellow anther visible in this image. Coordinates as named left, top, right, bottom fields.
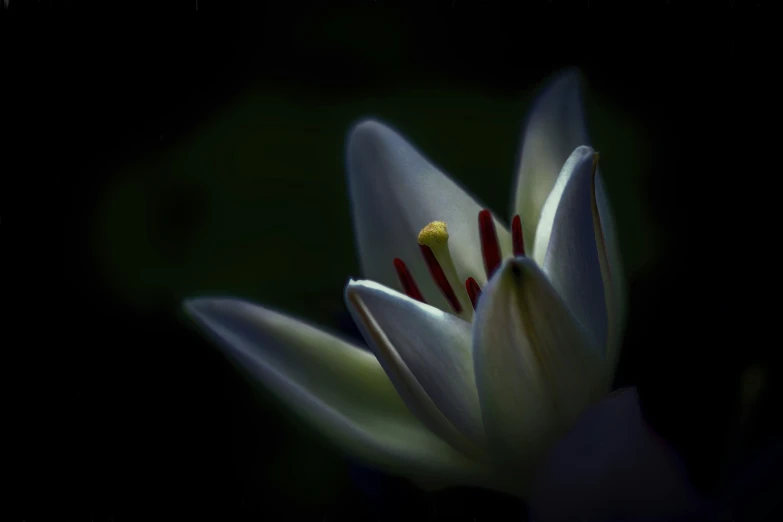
left=417, top=221, right=449, bottom=247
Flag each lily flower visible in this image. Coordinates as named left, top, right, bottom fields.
left=184, top=69, right=625, bottom=497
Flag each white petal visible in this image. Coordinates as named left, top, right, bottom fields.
left=344, top=280, right=485, bottom=458
left=513, top=68, right=591, bottom=252
left=535, top=146, right=609, bottom=357
left=183, top=297, right=484, bottom=482
left=535, top=159, right=626, bottom=371
left=346, top=119, right=511, bottom=312
left=530, top=388, right=706, bottom=521
left=472, top=258, right=605, bottom=491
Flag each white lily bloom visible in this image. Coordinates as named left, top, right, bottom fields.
left=184, top=69, right=626, bottom=497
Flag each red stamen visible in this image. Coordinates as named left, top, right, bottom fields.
left=511, top=214, right=525, bottom=256
left=419, top=245, right=462, bottom=313
left=465, top=277, right=482, bottom=309
left=478, top=209, right=502, bottom=278
left=393, top=258, right=426, bottom=303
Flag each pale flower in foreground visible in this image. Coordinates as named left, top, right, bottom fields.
left=184, top=70, right=627, bottom=497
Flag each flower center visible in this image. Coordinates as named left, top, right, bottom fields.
left=392, top=210, right=525, bottom=318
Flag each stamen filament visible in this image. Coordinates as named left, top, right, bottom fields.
left=478, top=209, right=502, bottom=279
left=419, top=245, right=463, bottom=313
left=465, top=277, right=482, bottom=310
left=393, top=258, right=426, bottom=303
left=511, top=214, right=525, bottom=256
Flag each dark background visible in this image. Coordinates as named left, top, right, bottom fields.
left=6, top=2, right=779, bottom=520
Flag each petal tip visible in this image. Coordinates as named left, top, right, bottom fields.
left=344, top=279, right=375, bottom=308
left=498, top=255, right=538, bottom=280
left=552, top=66, right=584, bottom=86
left=525, top=67, right=588, bottom=139
left=347, top=118, right=392, bottom=147
left=572, top=144, right=596, bottom=158
left=182, top=297, right=211, bottom=318
left=343, top=279, right=359, bottom=300
left=345, top=119, right=402, bottom=180
left=182, top=297, right=249, bottom=323
left=539, top=67, right=585, bottom=102
left=345, top=279, right=396, bottom=299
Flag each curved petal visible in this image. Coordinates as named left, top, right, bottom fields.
left=513, top=68, right=591, bottom=251
left=183, top=297, right=484, bottom=483
left=344, top=280, right=485, bottom=458
left=346, top=119, right=511, bottom=312
left=594, top=171, right=626, bottom=370
left=472, top=258, right=605, bottom=491
left=530, top=388, right=707, bottom=521
left=535, top=146, right=609, bottom=358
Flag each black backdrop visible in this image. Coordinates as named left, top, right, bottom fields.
left=6, top=3, right=780, bottom=520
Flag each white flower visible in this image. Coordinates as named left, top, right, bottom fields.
left=184, top=69, right=625, bottom=497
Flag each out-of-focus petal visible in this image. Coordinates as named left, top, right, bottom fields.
left=184, top=297, right=485, bottom=482
left=530, top=388, right=707, bottom=521
left=345, top=280, right=485, bottom=458
left=347, top=119, right=511, bottom=312
left=513, top=69, right=591, bottom=251
left=535, top=146, right=609, bottom=357
left=472, top=257, right=604, bottom=491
